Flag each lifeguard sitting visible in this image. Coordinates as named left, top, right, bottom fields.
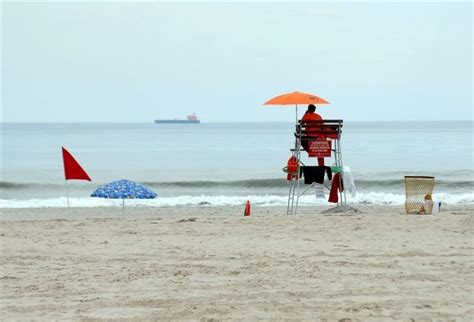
left=302, top=104, right=322, bottom=122
left=300, top=104, right=326, bottom=166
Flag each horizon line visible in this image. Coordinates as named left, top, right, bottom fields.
left=1, top=120, right=473, bottom=124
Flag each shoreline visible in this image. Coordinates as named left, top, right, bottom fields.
left=1, top=204, right=473, bottom=221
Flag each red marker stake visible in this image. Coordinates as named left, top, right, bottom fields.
left=244, top=200, right=251, bottom=216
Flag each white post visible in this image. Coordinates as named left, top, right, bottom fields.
left=295, top=104, right=298, bottom=125
left=65, top=180, right=70, bottom=209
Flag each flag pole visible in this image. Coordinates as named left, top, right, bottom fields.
left=65, top=179, right=70, bottom=209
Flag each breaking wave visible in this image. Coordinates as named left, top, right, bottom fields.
left=0, top=192, right=472, bottom=208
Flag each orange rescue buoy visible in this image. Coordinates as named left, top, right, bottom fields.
left=286, top=156, right=299, bottom=181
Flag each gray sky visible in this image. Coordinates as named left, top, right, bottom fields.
left=2, top=2, right=472, bottom=122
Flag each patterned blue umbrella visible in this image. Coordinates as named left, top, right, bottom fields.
left=91, top=179, right=157, bottom=214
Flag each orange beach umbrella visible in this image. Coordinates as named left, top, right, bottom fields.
left=263, top=91, right=330, bottom=123
left=264, top=91, right=330, bottom=106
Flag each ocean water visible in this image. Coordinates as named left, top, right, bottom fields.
left=1, top=121, right=473, bottom=207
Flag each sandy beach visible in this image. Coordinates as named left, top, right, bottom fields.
left=3, top=1, right=473, bottom=320
left=1, top=205, right=473, bottom=320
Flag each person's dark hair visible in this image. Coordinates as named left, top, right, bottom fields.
left=306, top=104, right=316, bottom=114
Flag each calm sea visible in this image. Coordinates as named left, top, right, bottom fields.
left=1, top=121, right=473, bottom=207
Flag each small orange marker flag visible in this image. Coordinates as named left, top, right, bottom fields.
left=244, top=200, right=251, bottom=216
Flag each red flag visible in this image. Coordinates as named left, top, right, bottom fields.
left=62, top=147, right=91, bottom=181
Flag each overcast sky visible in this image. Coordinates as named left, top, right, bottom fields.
left=2, top=2, right=472, bottom=122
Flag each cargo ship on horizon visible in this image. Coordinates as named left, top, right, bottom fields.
left=154, top=113, right=200, bottom=124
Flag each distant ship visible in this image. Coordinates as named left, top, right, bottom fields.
left=154, top=113, right=200, bottom=124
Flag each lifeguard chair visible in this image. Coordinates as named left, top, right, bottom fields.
left=263, top=91, right=345, bottom=215
left=286, top=119, right=345, bottom=215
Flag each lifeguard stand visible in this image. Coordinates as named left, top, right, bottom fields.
left=286, top=119, right=345, bottom=215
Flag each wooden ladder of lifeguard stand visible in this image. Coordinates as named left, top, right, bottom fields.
left=287, top=119, right=346, bottom=215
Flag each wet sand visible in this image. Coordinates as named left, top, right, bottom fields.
left=1, top=205, right=473, bottom=320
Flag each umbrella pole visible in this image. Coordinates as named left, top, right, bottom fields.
left=295, top=104, right=298, bottom=125
left=122, top=199, right=125, bottom=217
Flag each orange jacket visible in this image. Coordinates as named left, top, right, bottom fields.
left=302, top=112, right=322, bottom=122
left=302, top=112, right=323, bottom=136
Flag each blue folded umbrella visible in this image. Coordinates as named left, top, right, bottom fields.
left=91, top=179, right=157, bottom=199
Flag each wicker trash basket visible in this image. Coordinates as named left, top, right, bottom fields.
left=404, top=176, right=435, bottom=214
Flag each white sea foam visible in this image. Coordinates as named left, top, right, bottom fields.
left=1, top=192, right=472, bottom=208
